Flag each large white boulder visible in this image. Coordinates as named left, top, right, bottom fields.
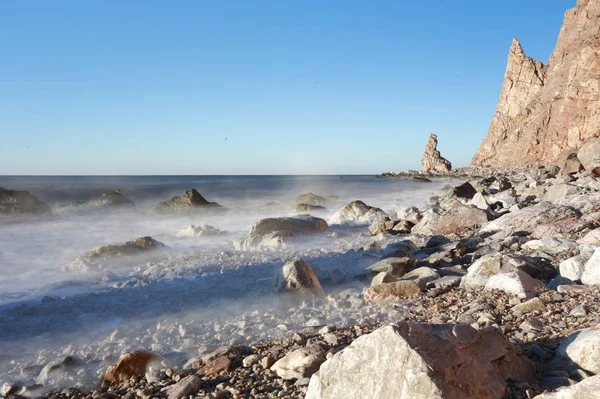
left=484, top=271, right=546, bottom=299
left=581, top=247, right=600, bottom=286
left=557, top=324, right=600, bottom=375
left=328, top=200, right=387, bottom=225
left=305, top=322, right=534, bottom=399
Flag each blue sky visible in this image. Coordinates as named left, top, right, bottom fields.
left=0, top=0, right=572, bottom=175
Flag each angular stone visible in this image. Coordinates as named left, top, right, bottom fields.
left=578, top=138, right=600, bottom=176
left=364, top=257, right=415, bottom=277
left=371, top=272, right=399, bottom=287
left=401, top=267, right=441, bottom=290
left=533, top=375, right=600, bottom=399
left=199, top=356, right=231, bottom=377
left=560, top=256, right=587, bottom=281
left=275, top=258, right=325, bottom=297
left=522, top=238, right=578, bottom=256
left=412, top=205, right=488, bottom=236
left=328, top=200, right=388, bottom=225
left=512, top=298, right=546, bottom=317
left=578, top=228, right=600, bottom=245
left=558, top=324, right=600, bottom=375
left=163, top=374, right=203, bottom=399
left=271, top=345, right=326, bottom=380
left=155, top=188, right=223, bottom=214
left=582, top=247, right=600, bottom=286
left=484, top=271, right=546, bottom=299
left=306, top=322, right=534, bottom=399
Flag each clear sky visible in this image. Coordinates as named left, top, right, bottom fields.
left=0, top=0, right=573, bottom=175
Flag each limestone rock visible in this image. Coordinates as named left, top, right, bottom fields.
left=557, top=324, right=600, bottom=375
left=274, top=258, right=325, bottom=297
left=271, top=345, right=326, bottom=380
left=234, top=215, right=328, bottom=250
left=103, top=351, right=161, bottom=387
left=578, top=137, right=600, bottom=176
left=306, top=322, right=534, bottom=399
left=533, top=375, right=600, bottom=399
left=155, top=189, right=223, bottom=214
left=581, top=247, right=600, bottom=285
left=461, top=253, right=529, bottom=290
left=328, top=200, right=387, bottom=225
left=65, top=236, right=170, bottom=272
left=363, top=280, right=421, bottom=303
left=0, top=187, right=51, bottom=216
left=484, top=271, right=546, bottom=299
left=472, top=0, right=600, bottom=168
left=421, top=133, right=452, bottom=174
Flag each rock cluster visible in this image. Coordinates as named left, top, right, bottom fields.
left=472, top=0, right=600, bottom=168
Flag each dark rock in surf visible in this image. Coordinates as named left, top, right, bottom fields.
left=296, top=203, right=326, bottom=212
left=296, top=193, right=328, bottom=207
left=65, top=236, right=170, bottom=272
left=62, top=190, right=134, bottom=212
left=155, top=189, right=224, bottom=214
left=0, top=187, right=51, bottom=216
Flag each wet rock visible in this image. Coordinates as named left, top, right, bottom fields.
left=421, top=133, right=452, bottom=174
left=176, top=224, right=227, bottom=238
left=155, top=188, right=224, bottom=214
left=328, top=200, right=388, bottom=225
left=103, top=351, right=161, bottom=387
left=37, top=356, right=81, bottom=385
left=363, top=280, right=421, bottom=303
left=0, top=187, right=51, bottom=216
left=306, top=322, right=534, bottom=399
left=484, top=271, right=546, bottom=299
left=452, top=182, right=478, bottom=200
left=66, top=236, right=170, bottom=272
left=557, top=324, right=600, bottom=374
left=296, top=193, right=328, bottom=207
left=296, top=203, right=326, bottom=212
left=63, top=190, right=134, bottom=212
left=271, top=345, right=326, bottom=380
left=275, top=258, right=325, bottom=297
left=363, top=257, right=415, bottom=278
left=234, top=215, right=328, bottom=250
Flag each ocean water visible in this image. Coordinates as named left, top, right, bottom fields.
left=0, top=175, right=451, bottom=390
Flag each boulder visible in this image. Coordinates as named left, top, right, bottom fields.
left=66, top=236, right=170, bottom=272
left=364, top=257, right=416, bottom=277
left=371, top=271, right=399, bottom=286
left=421, top=133, right=452, bottom=174
left=183, top=346, right=241, bottom=370
left=578, top=228, right=600, bottom=245
left=522, top=238, right=578, bottom=256
left=64, top=190, right=134, bottom=212
left=484, top=271, right=546, bottom=299
left=560, top=256, right=587, bottom=281
left=0, top=187, right=51, bottom=216
left=363, top=280, right=421, bottom=303
left=469, top=192, right=490, bottom=210
left=271, top=345, right=326, bottom=380
left=103, top=351, right=161, bottom=387
left=296, top=193, right=328, bottom=207
left=557, top=324, right=600, bottom=375
left=412, top=205, right=488, bottom=236
left=581, top=247, right=600, bottom=286
left=452, top=182, right=478, bottom=200
left=306, top=322, right=534, bottom=399
left=461, top=253, right=537, bottom=290
left=562, top=153, right=585, bottom=175
left=543, top=184, right=581, bottom=203
left=401, top=267, right=441, bottom=290
left=328, top=200, right=387, bottom=225
left=480, top=202, right=581, bottom=239
left=578, top=138, right=600, bottom=176
left=396, top=206, right=422, bottom=224
left=155, top=189, right=223, bottom=214
left=176, top=224, right=227, bottom=238
left=234, top=215, right=328, bottom=250
left=37, top=356, right=81, bottom=385
left=275, top=259, right=325, bottom=297
left=533, top=375, right=600, bottom=399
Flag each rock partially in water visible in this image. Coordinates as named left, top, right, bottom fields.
left=275, top=258, right=325, bottom=298
left=176, top=224, right=227, bottom=238
left=36, top=356, right=81, bottom=385
left=306, top=322, right=534, bottom=399
left=61, top=190, right=134, bottom=212
left=66, top=236, right=170, bottom=272
left=421, top=133, right=452, bottom=175
left=103, top=351, right=161, bottom=387
left=155, top=189, right=224, bottom=214
left=329, top=200, right=388, bottom=225
left=0, top=187, right=51, bottom=216
left=296, top=203, right=326, bottom=212
left=296, top=193, right=328, bottom=207
left=234, top=215, right=328, bottom=250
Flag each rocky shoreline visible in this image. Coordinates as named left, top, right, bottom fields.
left=3, top=158, right=599, bottom=399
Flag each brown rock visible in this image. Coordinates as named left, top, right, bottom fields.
left=199, top=356, right=231, bottom=377
left=155, top=188, right=223, bottom=214
left=472, top=0, right=600, bottom=168
left=275, top=258, right=325, bottom=297
left=422, top=133, right=452, bottom=175
left=103, top=351, right=160, bottom=387
left=363, top=280, right=421, bottom=303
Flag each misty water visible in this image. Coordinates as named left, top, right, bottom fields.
left=0, top=175, right=450, bottom=391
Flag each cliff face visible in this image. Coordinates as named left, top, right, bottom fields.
left=472, top=0, right=600, bottom=168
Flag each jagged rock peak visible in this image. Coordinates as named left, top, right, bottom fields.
left=472, top=0, right=600, bottom=168
left=421, top=133, right=452, bottom=175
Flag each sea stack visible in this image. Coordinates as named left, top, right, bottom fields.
left=472, top=0, right=600, bottom=168
left=421, top=133, right=452, bottom=175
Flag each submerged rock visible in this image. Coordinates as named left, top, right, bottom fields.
left=328, top=200, right=387, bottom=225
left=176, top=224, right=227, bottom=238
left=306, top=322, right=534, bottom=399
left=0, top=187, right=51, bottom=216
left=296, top=203, right=326, bottom=212
left=296, top=193, right=328, bottom=207
left=275, top=258, right=325, bottom=298
left=37, top=356, right=81, bottom=385
left=421, top=133, right=452, bottom=175
left=234, top=215, right=328, bottom=250
left=155, top=189, right=223, bottom=214
left=66, top=236, right=170, bottom=272
left=62, top=190, right=134, bottom=212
